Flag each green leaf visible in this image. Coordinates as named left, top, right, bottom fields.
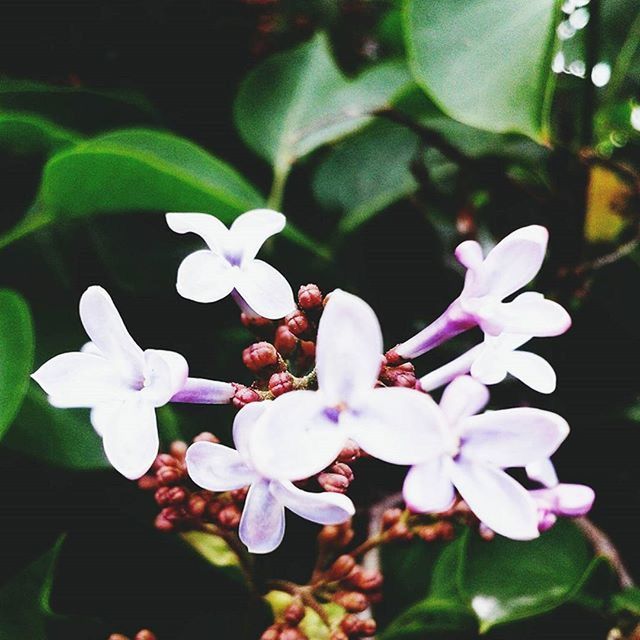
left=4, top=385, right=108, bottom=470
left=0, top=290, right=34, bottom=439
left=1, top=128, right=325, bottom=256
left=234, top=32, right=410, bottom=176
left=0, top=112, right=81, bottom=156
left=404, top=0, right=558, bottom=140
left=459, top=521, right=595, bottom=632
left=179, top=531, right=245, bottom=585
left=611, top=587, right=640, bottom=616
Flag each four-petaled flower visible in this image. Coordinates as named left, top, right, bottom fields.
left=166, top=209, right=296, bottom=319
left=419, top=332, right=556, bottom=394
left=402, top=375, right=569, bottom=540
left=32, top=286, right=234, bottom=479
left=186, top=402, right=355, bottom=554
left=396, top=226, right=571, bottom=359
left=249, top=290, right=446, bottom=481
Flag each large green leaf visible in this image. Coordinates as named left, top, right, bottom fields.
left=0, top=128, right=324, bottom=256
left=0, top=290, right=34, bottom=439
left=4, top=385, right=108, bottom=470
left=404, top=0, right=558, bottom=140
left=0, top=113, right=81, bottom=156
left=234, top=32, right=410, bottom=178
left=459, top=521, right=595, bottom=632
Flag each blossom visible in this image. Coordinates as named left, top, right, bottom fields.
left=249, top=290, right=446, bottom=481
left=419, top=333, right=556, bottom=394
left=166, top=209, right=296, bottom=319
left=402, top=376, right=569, bottom=540
left=186, top=402, right=355, bottom=554
left=395, top=226, right=571, bottom=359
left=31, top=286, right=234, bottom=480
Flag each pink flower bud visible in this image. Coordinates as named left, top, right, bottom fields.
left=333, top=590, right=369, bottom=613
left=286, top=310, right=310, bottom=337
left=193, top=432, right=220, bottom=444
left=274, top=325, right=299, bottom=356
left=269, top=372, right=294, bottom=397
left=243, top=342, right=279, bottom=373
left=297, top=284, right=323, bottom=310
left=318, top=472, right=350, bottom=493
left=232, top=385, right=262, bottom=409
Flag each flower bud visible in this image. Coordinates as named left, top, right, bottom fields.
left=156, top=465, right=182, bottom=486
left=283, top=599, right=305, bottom=626
left=358, top=618, right=377, bottom=637
left=387, top=521, right=412, bottom=541
left=134, top=631, right=157, bottom=640
left=345, top=567, right=383, bottom=592
left=333, top=590, right=369, bottom=613
left=154, top=513, right=174, bottom=532
left=241, top=312, right=273, bottom=330
left=337, top=441, right=361, bottom=463
left=280, top=628, right=307, bottom=640
left=328, top=554, right=356, bottom=581
left=381, top=508, right=403, bottom=530
left=330, top=632, right=349, bottom=640
left=478, top=523, right=496, bottom=541
left=384, top=348, right=405, bottom=366
left=231, top=487, right=249, bottom=503
left=274, top=325, right=299, bottom=356
left=160, top=486, right=186, bottom=505
left=318, top=472, right=349, bottom=494
left=380, top=362, right=416, bottom=388
left=137, top=475, right=157, bottom=491
left=318, top=522, right=354, bottom=549
left=187, top=493, right=208, bottom=517
left=193, top=432, right=220, bottom=444
left=153, top=453, right=178, bottom=470
left=340, top=614, right=361, bottom=635
left=260, top=625, right=281, bottom=640
left=217, top=504, right=241, bottom=529
left=286, top=310, right=310, bottom=337
left=269, top=372, right=295, bottom=397
left=169, top=440, right=188, bottom=459
left=297, top=284, right=322, bottom=310
left=243, top=342, right=279, bottom=373
left=233, top=385, right=262, bottom=409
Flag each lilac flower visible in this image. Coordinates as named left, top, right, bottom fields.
left=530, top=484, right=595, bottom=531
left=402, top=376, right=569, bottom=540
left=186, top=402, right=355, bottom=554
left=419, top=333, right=556, bottom=394
left=31, top=286, right=234, bottom=480
left=166, top=209, right=296, bottom=319
left=249, top=290, right=446, bottom=481
left=396, top=226, right=571, bottom=359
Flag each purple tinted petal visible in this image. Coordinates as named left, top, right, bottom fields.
left=439, top=375, right=489, bottom=426
left=234, top=259, right=295, bottom=320
left=450, top=458, right=539, bottom=540
left=316, top=290, right=383, bottom=405
left=186, top=441, right=258, bottom=491
left=498, top=292, right=571, bottom=337
left=345, top=387, right=447, bottom=465
left=141, top=349, right=188, bottom=406
left=403, top=457, right=455, bottom=513
left=175, top=250, right=235, bottom=303
left=270, top=480, right=354, bottom=525
left=239, top=478, right=286, bottom=554
left=418, top=344, right=480, bottom=391
left=228, top=209, right=286, bottom=264
left=171, top=378, right=235, bottom=404
left=526, top=458, right=559, bottom=488
left=505, top=351, right=556, bottom=394
left=166, top=212, right=230, bottom=255
left=531, top=484, right=595, bottom=517
left=232, top=401, right=270, bottom=462
left=459, top=408, right=569, bottom=468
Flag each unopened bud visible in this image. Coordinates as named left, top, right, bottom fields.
left=328, top=554, right=356, bottom=581
left=154, top=513, right=174, bottom=532
left=318, top=522, right=354, bottom=549
left=330, top=632, right=349, bottom=640
left=380, top=362, right=416, bottom=388
left=333, top=590, right=369, bottom=613
left=163, top=486, right=186, bottom=505
left=318, top=472, right=349, bottom=493
left=217, top=504, right=241, bottom=528
left=274, top=325, right=299, bottom=356
left=233, top=385, right=262, bottom=409
left=269, top=372, right=294, bottom=397
left=479, top=523, right=496, bottom=541
left=387, top=521, right=412, bottom=541
left=382, top=508, right=403, bottom=530
left=260, top=625, right=281, bottom=640
left=298, top=340, right=315, bottom=358
left=169, top=440, right=188, bottom=459
left=231, top=487, right=249, bottom=503
left=286, top=310, right=310, bottom=337
left=346, top=567, right=383, bottom=592
left=280, top=628, right=307, bottom=640
left=340, top=614, right=361, bottom=635
left=134, top=631, right=157, bottom=640
left=193, top=431, right=220, bottom=444
left=358, top=618, right=377, bottom=637
left=283, top=599, right=305, bottom=626
left=337, top=441, right=361, bottom=463
left=187, top=493, right=208, bottom=517
left=241, top=313, right=273, bottom=330
left=156, top=465, right=182, bottom=486
left=243, top=342, right=279, bottom=373
left=384, top=347, right=405, bottom=366
left=137, top=475, right=157, bottom=491
left=297, top=284, right=322, bottom=310
left=153, top=453, right=178, bottom=470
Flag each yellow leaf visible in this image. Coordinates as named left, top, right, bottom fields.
left=585, top=165, right=631, bottom=243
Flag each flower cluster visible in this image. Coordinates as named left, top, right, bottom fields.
left=32, top=210, right=592, bottom=556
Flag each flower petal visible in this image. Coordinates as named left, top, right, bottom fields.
left=101, top=396, right=159, bottom=479
left=478, top=225, right=548, bottom=299
left=234, top=259, right=295, bottom=319
left=345, top=387, right=447, bottom=465
left=170, top=378, right=235, bottom=404
left=316, top=290, right=383, bottom=405
left=239, top=478, right=286, bottom=554
left=418, top=344, right=480, bottom=392
left=402, top=457, right=455, bottom=513
left=233, top=401, right=270, bottom=462
left=228, top=209, right=286, bottom=264
left=498, top=292, right=571, bottom=337
left=32, top=352, right=129, bottom=408
left=450, top=458, right=539, bottom=540
left=79, top=286, right=144, bottom=381
left=91, top=401, right=122, bottom=437
left=270, top=480, right=355, bottom=525
left=166, top=212, right=230, bottom=255
left=469, top=347, right=508, bottom=385
left=526, top=458, right=559, bottom=488
left=439, top=375, right=490, bottom=426
left=249, top=391, right=345, bottom=481
left=175, top=250, right=235, bottom=303
left=459, top=408, right=570, bottom=468
left=141, top=349, right=188, bottom=406
left=186, top=441, right=258, bottom=491
left=531, top=484, right=595, bottom=517
left=505, top=350, right=556, bottom=393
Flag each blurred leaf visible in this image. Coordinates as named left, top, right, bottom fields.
left=234, top=32, right=410, bottom=178
left=4, top=385, right=108, bottom=470
left=313, top=119, right=419, bottom=231
left=0, top=290, right=34, bottom=439
left=179, top=531, right=244, bottom=585
left=584, top=165, right=632, bottom=242
left=0, top=78, right=156, bottom=133
left=404, top=0, right=558, bottom=140
left=0, top=112, right=81, bottom=155
left=611, top=587, right=640, bottom=616
left=1, top=128, right=325, bottom=256
left=459, top=521, right=595, bottom=633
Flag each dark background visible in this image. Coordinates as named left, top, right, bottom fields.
left=0, top=1, right=638, bottom=638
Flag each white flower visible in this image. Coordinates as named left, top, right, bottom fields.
left=419, top=333, right=557, bottom=394
left=166, top=209, right=296, bottom=319
left=249, top=290, right=446, bottom=481
left=402, top=376, right=570, bottom=540
left=31, top=286, right=234, bottom=479
left=396, top=226, right=571, bottom=359
left=186, top=402, right=355, bottom=554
